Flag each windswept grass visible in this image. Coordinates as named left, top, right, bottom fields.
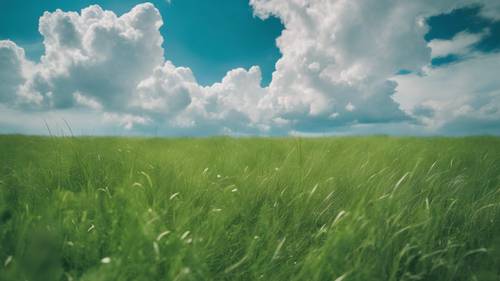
left=0, top=136, right=499, bottom=281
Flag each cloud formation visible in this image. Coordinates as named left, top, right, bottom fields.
left=394, top=52, right=500, bottom=135
left=1, top=1, right=499, bottom=135
left=428, top=32, right=483, bottom=59
left=27, top=3, right=164, bottom=110
left=0, top=40, right=29, bottom=104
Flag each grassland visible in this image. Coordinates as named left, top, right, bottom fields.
left=0, top=135, right=499, bottom=281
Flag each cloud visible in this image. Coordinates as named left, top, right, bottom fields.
left=428, top=32, right=483, bottom=58
left=248, top=0, right=472, bottom=132
left=23, top=3, right=165, bottom=110
left=0, top=1, right=499, bottom=135
left=394, top=52, right=500, bottom=134
left=0, top=40, right=31, bottom=104
left=478, top=0, right=500, bottom=20
left=170, top=66, right=279, bottom=135
left=135, top=61, right=194, bottom=115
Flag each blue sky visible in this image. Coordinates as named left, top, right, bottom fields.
left=426, top=5, right=500, bottom=66
left=0, top=0, right=283, bottom=85
left=0, top=0, right=499, bottom=136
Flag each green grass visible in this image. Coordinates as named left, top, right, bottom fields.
left=0, top=135, right=499, bottom=281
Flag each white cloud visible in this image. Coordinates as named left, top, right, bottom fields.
left=0, top=40, right=33, bottom=104
left=394, top=52, right=500, bottom=134
left=478, top=0, right=500, bottom=20
left=0, top=3, right=277, bottom=135
left=250, top=0, right=499, bottom=134
left=1, top=1, right=499, bottom=135
left=428, top=32, right=483, bottom=58
left=73, top=91, right=103, bottom=110
left=103, top=112, right=151, bottom=130
left=249, top=0, right=454, bottom=131
left=135, top=61, right=195, bottom=115
left=170, top=66, right=277, bottom=134
left=0, top=43, right=21, bottom=104
left=24, top=3, right=165, bottom=110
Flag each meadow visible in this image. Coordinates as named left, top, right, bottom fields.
left=0, top=135, right=499, bottom=281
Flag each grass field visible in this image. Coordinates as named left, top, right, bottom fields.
left=0, top=136, right=499, bottom=281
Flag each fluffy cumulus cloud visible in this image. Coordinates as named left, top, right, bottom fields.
left=1, top=1, right=500, bottom=135
left=29, top=3, right=164, bottom=110
left=249, top=0, right=500, bottom=134
left=0, top=41, right=30, bottom=104
left=250, top=0, right=432, bottom=131
left=135, top=62, right=195, bottom=115
left=168, top=66, right=280, bottom=135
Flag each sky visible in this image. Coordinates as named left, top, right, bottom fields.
left=0, top=0, right=283, bottom=86
left=0, top=0, right=499, bottom=136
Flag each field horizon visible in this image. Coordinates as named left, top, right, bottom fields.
left=1, top=135, right=499, bottom=280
